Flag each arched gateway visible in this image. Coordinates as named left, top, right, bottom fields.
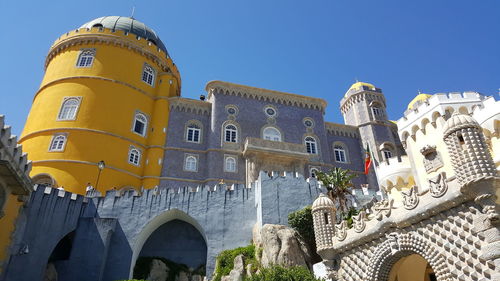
left=366, top=233, right=451, bottom=281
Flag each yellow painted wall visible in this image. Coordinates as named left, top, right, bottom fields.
left=20, top=28, right=180, bottom=194
left=0, top=194, right=23, bottom=273
left=388, top=254, right=433, bottom=281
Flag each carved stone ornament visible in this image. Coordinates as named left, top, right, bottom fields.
left=428, top=172, right=447, bottom=198
left=401, top=186, right=419, bottom=210
left=370, top=199, right=394, bottom=220
left=353, top=211, right=367, bottom=233
left=335, top=220, right=347, bottom=241
left=386, top=232, right=403, bottom=255
left=420, top=144, right=436, bottom=155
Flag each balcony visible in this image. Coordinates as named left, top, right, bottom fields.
left=242, top=137, right=310, bottom=160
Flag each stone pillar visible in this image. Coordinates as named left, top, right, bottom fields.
left=312, top=194, right=336, bottom=252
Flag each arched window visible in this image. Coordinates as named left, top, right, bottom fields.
left=305, top=137, right=317, bottom=154
left=382, top=149, right=393, bottom=160
left=76, top=49, right=95, bottom=68
left=49, top=134, right=67, bottom=152
left=224, top=124, right=238, bottom=143
left=128, top=147, right=141, bottom=166
left=132, top=112, right=148, bottom=136
left=142, top=64, right=155, bottom=86
left=58, top=97, right=81, bottom=120
left=334, top=145, right=347, bottom=163
left=225, top=156, right=237, bottom=172
left=263, top=127, right=281, bottom=141
left=184, top=155, right=197, bottom=172
left=186, top=123, right=201, bottom=143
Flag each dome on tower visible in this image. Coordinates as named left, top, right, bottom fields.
left=312, top=193, right=335, bottom=210
left=80, top=16, right=168, bottom=53
left=407, top=93, right=432, bottom=110
left=443, top=112, right=480, bottom=138
left=349, top=81, right=376, bottom=91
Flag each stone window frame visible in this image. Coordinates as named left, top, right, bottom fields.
left=225, top=105, right=239, bottom=116
left=76, top=48, right=95, bottom=68
left=185, top=120, right=203, bottom=144
left=309, top=166, right=321, bottom=178
left=57, top=97, right=82, bottom=121
left=48, top=133, right=68, bottom=152
left=222, top=121, right=240, bottom=144
left=369, top=100, right=385, bottom=119
left=224, top=155, right=238, bottom=173
left=183, top=154, right=199, bottom=172
left=304, top=135, right=319, bottom=155
left=128, top=146, right=142, bottom=166
left=141, top=63, right=156, bottom=86
left=379, top=142, right=396, bottom=161
left=303, top=117, right=315, bottom=129
left=131, top=111, right=149, bottom=137
left=261, top=125, right=283, bottom=142
left=333, top=141, right=350, bottom=164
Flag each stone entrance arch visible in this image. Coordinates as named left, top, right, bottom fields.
left=365, top=233, right=451, bottom=281
left=129, top=208, right=207, bottom=278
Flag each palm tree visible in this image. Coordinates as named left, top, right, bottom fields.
left=315, top=167, right=357, bottom=214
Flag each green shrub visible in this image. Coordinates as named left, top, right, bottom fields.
left=246, top=265, right=323, bottom=281
left=288, top=206, right=315, bottom=244
left=213, top=245, right=257, bottom=281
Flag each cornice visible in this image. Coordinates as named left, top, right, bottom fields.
left=325, top=122, right=360, bottom=138
left=168, top=97, right=211, bottom=116
left=206, top=81, right=327, bottom=113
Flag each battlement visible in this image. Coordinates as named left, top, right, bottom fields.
left=0, top=115, right=32, bottom=195
left=375, top=156, right=412, bottom=189
left=46, top=26, right=180, bottom=80
left=169, top=97, right=212, bottom=116
left=325, top=122, right=360, bottom=138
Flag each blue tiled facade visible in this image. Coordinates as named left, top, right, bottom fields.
left=161, top=81, right=404, bottom=192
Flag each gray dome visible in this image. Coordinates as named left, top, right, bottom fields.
left=80, top=16, right=168, bottom=54
left=312, top=194, right=335, bottom=210
left=443, top=113, right=480, bottom=138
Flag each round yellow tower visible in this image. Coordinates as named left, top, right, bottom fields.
left=20, top=16, right=181, bottom=194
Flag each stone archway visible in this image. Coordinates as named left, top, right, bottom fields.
left=365, top=233, right=451, bottom=281
left=129, top=209, right=208, bottom=279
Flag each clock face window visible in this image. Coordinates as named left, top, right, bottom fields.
left=228, top=108, right=236, bottom=114
left=264, top=106, right=277, bottom=117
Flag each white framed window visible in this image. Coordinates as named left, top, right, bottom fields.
left=224, top=124, right=238, bottom=143
left=142, top=64, right=156, bottom=86
left=76, top=49, right=95, bottom=68
left=263, top=127, right=281, bottom=141
left=57, top=97, right=81, bottom=121
left=184, top=155, right=198, bottom=172
left=372, top=107, right=383, bottom=117
left=132, top=112, right=148, bottom=137
left=334, top=145, right=347, bottom=163
left=224, top=156, right=237, bottom=173
left=186, top=124, right=201, bottom=143
left=383, top=149, right=393, bottom=160
left=128, top=147, right=141, bottom=166
left=264, top=105, right=277, bottom=118
left=49, top=134, right=67, bottom=152
left=310, top=167, right=320, bottom=178
left=305, top=137, right=317, bottom=154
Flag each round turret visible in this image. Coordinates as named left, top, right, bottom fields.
left=312, top=194, right=336, bottom=253
left=20, top=16, right=181, bottom=194
left=443, top=113, right=496, bottom=187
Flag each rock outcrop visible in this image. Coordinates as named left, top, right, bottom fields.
left=221, top=254, right=245, bottom=281
left=258, top=224, right=313, bottom=270
left=147, top=259, right=169, bottom=281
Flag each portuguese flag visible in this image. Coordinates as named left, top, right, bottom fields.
left=364, top=144, right=372, bottom=175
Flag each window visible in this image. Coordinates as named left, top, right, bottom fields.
left=224, top=124, right=238, bottom=143
left=184, top=156, right=198, bottom=172
left=305, top=137, right=317, bottom=154
left=186, top=124, right=201, bottom=143
left=372, top=107, right=383, bottom=117
left=49, top=135, right=67, bottom=152
left=334, top=145, right=347, bottom=163
left=142, top=64, right=155, bottom=86
left=303, top=118, right=314, bottom=128
left=263, top=127, right=281, bottom=141
left=264, top=106, right=277, bottom=117
left=383, top=149, right=393, bottom=160
left=57, top=97, right=81, bottom=120
left=132, top=112, right=148, bottom=136
left=225, top=156, right=237, bottom=172
left=76, top=49, right=95, bottom=68
left=128, top=147, right=141, bottom=166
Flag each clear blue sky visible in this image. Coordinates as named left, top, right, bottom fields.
left=1, top=0, right=498, bottom=135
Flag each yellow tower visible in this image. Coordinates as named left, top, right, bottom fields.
left=20, top=16, right=181, bottom=194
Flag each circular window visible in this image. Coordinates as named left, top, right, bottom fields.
left=226, top=105, right=238, bottom=115
left=303, top=118, right=314, bottom=128
left=264, top=106, right=277, bottom=117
